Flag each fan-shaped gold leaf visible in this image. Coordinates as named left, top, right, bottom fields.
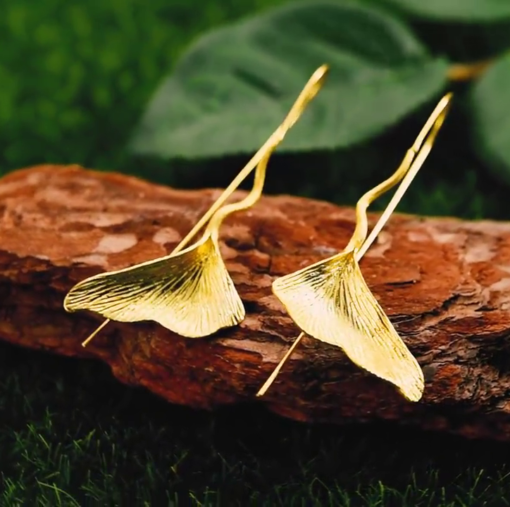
left=65, top=64, right=329, bottom=347
left=64, top=236, right=244, bottom=338
left=272, top=251, right=424, bottom=401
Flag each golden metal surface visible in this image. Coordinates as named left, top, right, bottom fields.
left=258, top=93, right=452, bottom=401
left=64, top=65, right=329, bottom=346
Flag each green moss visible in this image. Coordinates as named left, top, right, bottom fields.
left=2, top=342, right=510, bottom=506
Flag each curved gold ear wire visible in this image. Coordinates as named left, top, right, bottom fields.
left=64, top=64, right=329, bottom=347
left=257, top=93, right=453, bottom=401
left=64, top=144, right=275, bottom=339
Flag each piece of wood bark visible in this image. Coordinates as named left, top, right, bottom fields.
left=2, top=164, right=510, bottom=441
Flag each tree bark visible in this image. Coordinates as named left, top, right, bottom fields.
left=1, top=164, right=510, bottom=441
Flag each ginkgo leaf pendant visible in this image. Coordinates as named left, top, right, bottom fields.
left=64, top=235, right=245, bottom=338
left=272, top=251, right=424, bottom=401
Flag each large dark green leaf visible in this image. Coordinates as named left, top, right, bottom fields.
left=129, top=0, right=449, bottom=159
left=378, top=0, right=510, bottom=22
left=469, top=53, right=510, bottom=185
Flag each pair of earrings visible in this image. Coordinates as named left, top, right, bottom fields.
left=64, top=64, right=452, bottom=403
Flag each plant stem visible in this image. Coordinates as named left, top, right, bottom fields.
left=447, top=59, right=493, bottom=82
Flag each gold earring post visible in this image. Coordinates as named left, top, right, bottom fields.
left=257, top=93, right=452, bottom=398
left=67, top=65, right=330, bottom=347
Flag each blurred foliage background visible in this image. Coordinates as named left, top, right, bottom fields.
left=1, top=0, right=510, bottom=219
left=3, top=0, right=510, bottom=505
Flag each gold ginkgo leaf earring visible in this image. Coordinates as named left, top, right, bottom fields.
left=257, top=93, right=453, bottom=402
left=64, top=64, right=329, bottom=347
left=65, top=144, right=275, bottom=341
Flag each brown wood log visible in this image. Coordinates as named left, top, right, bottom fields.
left=2, top=164, right=510, bottom=441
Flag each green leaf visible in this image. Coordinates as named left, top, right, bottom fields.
left=129, top=0, right=449, bottom=160
left=469, top=52, right=510, bottom=185
left=377, top=0, right=510, bottom=22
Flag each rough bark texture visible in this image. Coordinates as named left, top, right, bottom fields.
left=2, top=165, right=510, bottom=441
